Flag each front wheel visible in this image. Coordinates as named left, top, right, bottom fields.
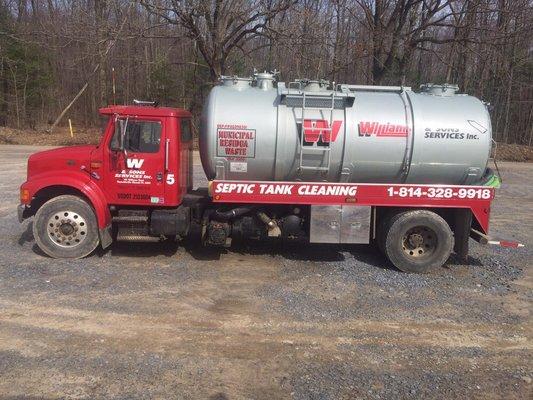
left=382, top=210, right=453, bottom=273
left=33, top=195, right=100, bottom=259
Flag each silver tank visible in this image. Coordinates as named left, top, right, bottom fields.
left=200, top=73, right=492, bottom=184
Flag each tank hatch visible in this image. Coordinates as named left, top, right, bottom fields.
left=219, top=75, right=253, bottom=89
left=420, top=83, right=459, bottom=96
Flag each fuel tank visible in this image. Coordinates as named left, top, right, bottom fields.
left=200, top=73, right=492, bottom=184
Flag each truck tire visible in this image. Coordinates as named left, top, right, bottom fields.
left=33, top=195, right=100, bottom=259
left=382, top=210, right=453, bottom=273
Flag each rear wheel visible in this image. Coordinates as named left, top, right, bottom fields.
left=382, top=210, right=453, bottom=273
left=33, top=195, right=100, bottom=259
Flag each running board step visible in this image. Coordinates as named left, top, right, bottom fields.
left=113, top=215, right=149, bottom=223
left=116, top=235, right=160, bottom=243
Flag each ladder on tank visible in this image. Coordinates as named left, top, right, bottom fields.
left=290, top=88, right=337, bottom=174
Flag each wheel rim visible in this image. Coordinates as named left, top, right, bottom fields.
left=402, top=226, right=437, bottom=259
left=47, top=210, right=88, bottom=248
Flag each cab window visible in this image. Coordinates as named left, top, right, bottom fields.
left=180, top=119, right=192, bottom=142
left=110, top=120, right=162, bottom=153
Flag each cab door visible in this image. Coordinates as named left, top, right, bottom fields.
left=104, top=117, right=166, bottom=205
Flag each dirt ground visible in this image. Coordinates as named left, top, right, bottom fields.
left=0, top=145, right=531, bottom=399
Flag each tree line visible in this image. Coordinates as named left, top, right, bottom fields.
left=0, top=0, right=531, bottom=144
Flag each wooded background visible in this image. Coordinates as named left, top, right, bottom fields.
left=0, top=0, right=531, bottom=144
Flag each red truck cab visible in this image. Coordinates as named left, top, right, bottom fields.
left=19, top=104, right=194, bottom=258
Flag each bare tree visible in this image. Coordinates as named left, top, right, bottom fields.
left=355, top=0, right=462, bottom=84
left=140, top=0, right=296, bottom=80
left=0, top=0, right=530, bottom=145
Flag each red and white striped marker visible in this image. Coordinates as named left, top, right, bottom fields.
left=488, top=240, right=525, bottom=248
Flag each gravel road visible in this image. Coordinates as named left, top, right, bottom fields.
left=0, top=145, right=531, bottom=399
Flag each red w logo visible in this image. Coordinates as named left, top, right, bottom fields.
left=303, top=119, right=343, bottom=143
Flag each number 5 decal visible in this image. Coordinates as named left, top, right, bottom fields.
left=166, top=173, right=175, bottom=185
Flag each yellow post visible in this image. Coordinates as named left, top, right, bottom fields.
left=68, top=119, right=74, bottom=138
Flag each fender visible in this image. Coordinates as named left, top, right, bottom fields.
left=23, top=170, right=111, bottom=229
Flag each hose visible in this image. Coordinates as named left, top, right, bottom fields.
left=491, top=139, right=503, bottom=183
left=211, top=207, right=253, bottom=222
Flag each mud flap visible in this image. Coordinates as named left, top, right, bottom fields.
left=453, top=209, right=472, bottom=261
left=99, top=224, right=113, bottom=249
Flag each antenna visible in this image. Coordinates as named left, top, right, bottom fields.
left=112, top=67, right=116, bottom=105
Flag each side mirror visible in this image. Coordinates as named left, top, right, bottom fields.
left=110, top=117, right=129, bottom=153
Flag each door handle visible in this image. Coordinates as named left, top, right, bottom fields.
left=165, top=138, right=170, bottom=172
left=156, top=172, right=163, bottom=182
